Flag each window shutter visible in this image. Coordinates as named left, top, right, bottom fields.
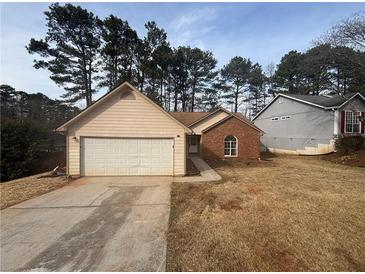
left=340, top=111, right=345, bottom=133
left=362, top=112, right=365, bottom=134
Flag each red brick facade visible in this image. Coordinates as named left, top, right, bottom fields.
left=201, top=116, right=261, bottom=160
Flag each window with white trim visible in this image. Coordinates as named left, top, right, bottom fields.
left=224, top=135, right=237, bottom=157
left=345, top=111, right=361, bottom=133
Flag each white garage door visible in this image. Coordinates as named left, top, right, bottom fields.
left=81, top=137, right=174, bottom=176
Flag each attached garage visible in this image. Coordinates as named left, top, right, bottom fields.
left=81, top=137, right=174, bottom=176
left=57, top=82, right=190, bottom=177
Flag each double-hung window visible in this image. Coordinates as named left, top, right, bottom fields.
left=345, top=111, right=361, bottom=133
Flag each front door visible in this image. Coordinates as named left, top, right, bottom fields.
left=188, top=136, right=199, bottom=153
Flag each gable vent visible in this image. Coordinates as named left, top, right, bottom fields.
left=120, top=91, right=136, bottom=100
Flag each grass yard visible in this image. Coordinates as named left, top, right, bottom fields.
left=0, top=173, right=69, bottom=209
left=166, top=154, right=365, bottom=271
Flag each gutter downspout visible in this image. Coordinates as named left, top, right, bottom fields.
left=333, top=109, right=339, bottom=136
left=333, top=108, right=339, bottom=152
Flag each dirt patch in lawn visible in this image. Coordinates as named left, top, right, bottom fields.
left=322, top=149, right=365, bottom=168
left=166, top=155, right=365, bottom=271
left=0, top=173, right=69, bottom=209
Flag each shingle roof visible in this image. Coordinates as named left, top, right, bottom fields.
left=169, top=112, right=210, bottom=126
left=285, top=94, right=352, bottom=108
left=170, top=111, right=264, bottom=133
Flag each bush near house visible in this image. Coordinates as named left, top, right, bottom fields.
left=335, top=135, right=365, bottom=153
left=1, top=119, right=66, bottom=182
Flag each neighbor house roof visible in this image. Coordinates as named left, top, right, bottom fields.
left=253, top=92, right=365, bottom=121
left=285, top=93, right=355, bottom=108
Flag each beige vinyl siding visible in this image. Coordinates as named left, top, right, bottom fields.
left=191, top=110, right=229, bottom=134
left=68, top=135, right=80, bottom=175
left=67, top=88, right=186, bottom=176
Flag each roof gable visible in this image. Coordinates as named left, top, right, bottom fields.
left=170, top=107, right=263, bottom=134
left=56, top=82, right=191, bottom=132
left=337, top=92, right=365, bottom=108
left=202, top=112, right=264, bottom=134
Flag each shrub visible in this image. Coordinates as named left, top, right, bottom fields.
left=335, top=135, right=365, bottom=153
left=1, top=118, right=50, bottom=181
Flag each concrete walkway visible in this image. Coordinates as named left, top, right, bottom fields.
left=174, top=156, right=222, bottom=182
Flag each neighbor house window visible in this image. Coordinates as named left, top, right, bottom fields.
left=345, top=111, right=361, bottom=133
left=224, top=135, right=237, bottom=157
left=281, top=115, right=291, bottom=120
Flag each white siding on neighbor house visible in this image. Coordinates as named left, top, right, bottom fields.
left=191, top=110, right=229, bottom=134
left=67, top=87, right=186, bottom=176
left=254, top=96, right=335, bottom=154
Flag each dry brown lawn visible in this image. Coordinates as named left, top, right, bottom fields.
left=167, top=154, right=365, bottom=271
left=0, top=173, right=69, bottom=209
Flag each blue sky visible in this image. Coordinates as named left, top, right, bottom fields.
left=1, top=2, right=364, bottom=104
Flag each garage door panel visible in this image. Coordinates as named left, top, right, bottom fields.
left=81, top=137, right=173, bottom=176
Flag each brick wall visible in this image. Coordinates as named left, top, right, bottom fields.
left=201, top=116, right=261, bottom=160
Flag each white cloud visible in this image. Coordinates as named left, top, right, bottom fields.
left=168, top=8, right=217, bottom=48
left=171, top=8, right=216, bottom=30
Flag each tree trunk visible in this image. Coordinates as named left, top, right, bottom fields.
left=191, top=82, right=196, bottom=112
left=140, top=72, right=145, bottom=93
left=160, top=76, right=164, bottom=105
left=174, top=87, right=178, bottom=112
left=337, top=67, right=341, bottom=94
left=181, top=89, right=185, bottom=112
left=234, top=85, right=239, bottom=112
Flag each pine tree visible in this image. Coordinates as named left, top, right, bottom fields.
left=220, top=56, right=252, bottom=112
left=99, top=15, right=139, bottom=90
left=27, top=3, right=102, bottom=106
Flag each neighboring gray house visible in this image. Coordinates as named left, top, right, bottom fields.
left=252, top=92, right=365, bottom=155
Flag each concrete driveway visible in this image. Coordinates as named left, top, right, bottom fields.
left=0, top=176, right=171, bottom=271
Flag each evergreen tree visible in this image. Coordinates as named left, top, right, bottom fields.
left=274, top=50, right=305, bottom=94
left=186, top=47, right=218, bottom=112
left=99, top=15, right=139, bottom=90
left=220, top=56, right=252, bottom=112
left=136, top=21, right=169, bottom=99
left=301, top=44, right=332, bottom=95
left=27, top=3, right=102, bottom=106
left=247, top=64, right=266, bottom=118
left=168, top=47, right=189, bottom=111
left=0, top=84, right=80, bottom=181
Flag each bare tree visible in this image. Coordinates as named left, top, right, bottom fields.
left=265, top=62, right=276, bottom=99
left=315, top=11, right=365, bottom=51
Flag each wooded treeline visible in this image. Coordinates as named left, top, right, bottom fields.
left=27, top=4, right=365, bottom=118
left=1, top=85, right=79, bottom=128
left=0, top=84, right=79, bottom=181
